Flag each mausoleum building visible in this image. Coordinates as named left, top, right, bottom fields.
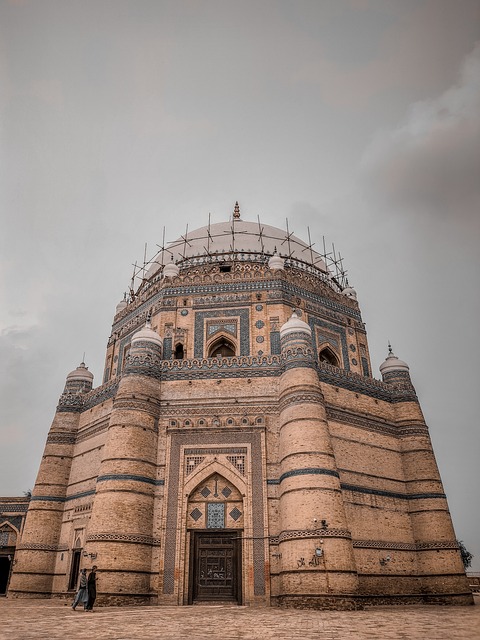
left=8, top=204, right=472, bottom=608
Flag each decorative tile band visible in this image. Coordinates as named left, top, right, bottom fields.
left=65, top=490, right=96, bottom=501
left=353, top=540, right=459, bottom=551
left=279, top=528, right=351, bottom=542
left=0, top=504, right=29, bottom=513
left=29, top=496, right=66, bottom=502
left=96, top=474, right=162, bottom=486
left=46, top=433, right=77, bottom=445
left=266, top=480, right=446, bottom=501
left=279, top=390, right=325, bottom=412
left=16, top=543, right=69, bottom=552
left=279, top=468, right=340, bottom=483
left=340, top=483, right=446, bottom=501
left=86, top=532, right=161, bottom=546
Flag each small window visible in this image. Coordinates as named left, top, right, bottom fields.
left=220, top=265, right=231, bottom=273
left=174, top=343, right=184, bottom=359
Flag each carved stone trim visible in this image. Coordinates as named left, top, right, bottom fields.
left=279, top=390, right=324, bottom=412
left=279, top=528, right=351, bottom=542
left=46, top=433, right=77, bottom=445
left=17, top=543, right=68, bottom=552
left=86, top=532, right=161, bottom=546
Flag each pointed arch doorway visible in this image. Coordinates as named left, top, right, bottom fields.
left=186, top=473, right=243, bottom=604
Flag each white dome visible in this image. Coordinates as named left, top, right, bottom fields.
left=343, top=286, right=357, bottom=300
left=268, top=253, right=285, bottom=271
left=379, top=349, right=409, bottom=375
left=280, top=311, right=312, bottom=339
left=145, top=218, right=328, bottom=280
left=131, top=321, right=163, bottom=348
left=66, top=362, right=94, bottom=383
left=115, top=299, right=127, bottom=314
left=162, top=260, right=180, bottom=279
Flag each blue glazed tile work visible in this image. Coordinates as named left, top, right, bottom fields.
left=194, top=308, right=250, bottom=357
left=270, top=331, right=281, bottom=355
left=309, top=317, right=349, bottom=371
left=163, top=337, right=172, bottom=359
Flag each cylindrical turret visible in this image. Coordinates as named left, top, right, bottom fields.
left=9, top=363, right=93, bottom=597
left=380, top=347, right=471, bottom=603
left=85, top=322, right=162, bottom=604
left=276, top=312, right=358, bottom=608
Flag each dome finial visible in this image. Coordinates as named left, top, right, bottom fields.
left=233, top=201, right=240, bottom=219
left=388, top=341, right=393, bottom=355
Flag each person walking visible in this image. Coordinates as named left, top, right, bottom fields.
left=71, top=568, right=88, bottom=611
left=85, top=565, right=97, bottom=611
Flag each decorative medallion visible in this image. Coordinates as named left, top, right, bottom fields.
left=221, top=486, right=232, bottom=498
left=180, top=309, right=189, bottom=316
left=255, top=320, right=265, bottom=329
left=349, top=344, right=356, bottom=351
left=200, top=487, right=211, bottom=498
left=256, top=336, right=264, bottom=343
left=351, top=358, right=358, bottom=366
left=255, top=304, right=263, bottom=311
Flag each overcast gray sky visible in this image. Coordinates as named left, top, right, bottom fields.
left=1, top=1, right=479, bottom=570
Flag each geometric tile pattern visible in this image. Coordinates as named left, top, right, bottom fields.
left=229, top=507, right=242, bottom=521
left=190, top=508, right=202, bottom=522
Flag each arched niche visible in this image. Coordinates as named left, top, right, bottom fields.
left=174, top=343, right=185, bottom=359
left=207, top=336, right=236, bottom=358
left=319, top=345, right=340, bottom=367
left=186, top=469, right=245, bottom=531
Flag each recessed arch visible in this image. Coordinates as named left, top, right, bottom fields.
left=319, top=346, right=340, bottom=367
left=174, top=343, right=185, bottom=359
left=207, top=335, right=236, bottom=358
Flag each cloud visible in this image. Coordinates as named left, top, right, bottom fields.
left=361, top=42, right=480, bottom=225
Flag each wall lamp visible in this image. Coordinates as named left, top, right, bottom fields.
left=83, top=551, right=97, bottom=560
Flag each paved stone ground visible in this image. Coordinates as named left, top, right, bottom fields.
left=0, top=595, right=479, bottom=640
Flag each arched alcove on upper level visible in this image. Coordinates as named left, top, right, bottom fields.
left=207, top=336, right=236, bottom=358
left=174, top=343, right=185, bottom=359
left=319, top=346, right=340, bottom=367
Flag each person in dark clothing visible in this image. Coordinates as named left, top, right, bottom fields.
left=86, top=565, right=97, bottom=611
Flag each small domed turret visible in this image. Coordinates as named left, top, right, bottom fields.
left=343, top=286, right=357, bottom=300
left=64, top=361, right=94, bottom=394
left=280, top=311, right=311, bottom=339
left=131, top=320, right=163, bottom=348
left=163, top=257, right=180, bottom=279
left=268, top=248, right=285, bottom=271
left=115, top=298, right=128, bottom=314
left=379, top=344, right=409, bottom=377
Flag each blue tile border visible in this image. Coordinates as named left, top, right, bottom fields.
left=279, top=468, right=340, bottom=483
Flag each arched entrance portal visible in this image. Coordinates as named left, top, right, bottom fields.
left=187, top=473, right=243, bottom=604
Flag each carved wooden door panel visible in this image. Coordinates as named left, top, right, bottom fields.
left=190, top=531, right=241, bottom=603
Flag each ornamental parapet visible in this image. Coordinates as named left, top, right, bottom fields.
left=160, top=354, right=282, bottom=380
left=56, top=392, right=84, bottom=413
left=83, top=378, right=119, bottom=410
left=316, top=361, right=417, bottom=403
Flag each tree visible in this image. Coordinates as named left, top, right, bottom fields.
left=457, top=540, right=473, bottom=570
